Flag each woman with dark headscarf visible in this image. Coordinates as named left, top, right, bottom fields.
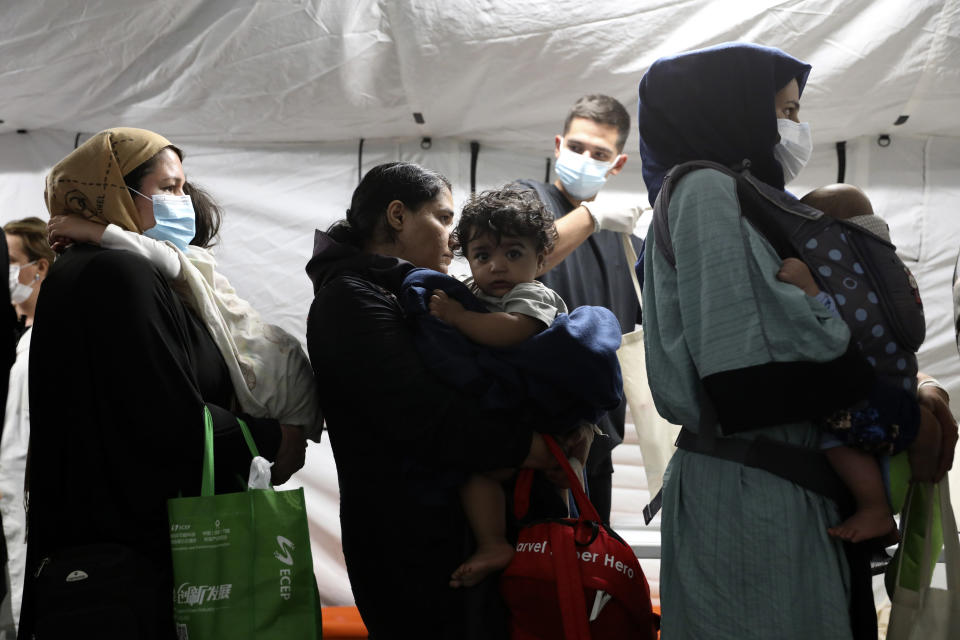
left=637, top=43, right=953, bottom=639
left=20, top=128, right=303, bottom=638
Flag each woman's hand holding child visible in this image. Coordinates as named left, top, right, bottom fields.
left=429, top=289, right=464, bottom=327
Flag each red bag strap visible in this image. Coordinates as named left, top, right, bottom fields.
left=542, top=435, right=602, bottom=524
left=513, top=469, right=535, bottom=519
left=550, top=519, right=593, bottom=640
left=512, top=435, right=603, bottom=523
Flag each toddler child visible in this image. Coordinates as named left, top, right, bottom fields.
left=777, top=183, right=903, bottom=544
left=428, top=188, right=596, bottom=587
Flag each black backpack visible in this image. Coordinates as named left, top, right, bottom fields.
left=652, top=160, right=925, bottom=396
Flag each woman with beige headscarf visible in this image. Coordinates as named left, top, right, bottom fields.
left=19, top=128, right=304, bottom=639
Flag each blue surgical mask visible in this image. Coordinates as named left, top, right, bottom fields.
left=554, top=143, right=618, bottom=200
left=130, top=189, right=196, bottom=251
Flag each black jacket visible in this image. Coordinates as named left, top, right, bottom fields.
left=21, top=245, right=281, bottom=639
left=306, top=229, right=545, bottom=639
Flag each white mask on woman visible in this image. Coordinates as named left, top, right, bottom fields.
left=773, top=119, right=813, bottom=184
left=8, top=261, right=37, bottom=304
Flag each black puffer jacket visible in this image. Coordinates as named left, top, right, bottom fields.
left=306, top=228, right=540, bottom=639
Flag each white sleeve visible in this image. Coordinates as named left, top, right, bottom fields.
left=100, top=225, right=182, bottom=280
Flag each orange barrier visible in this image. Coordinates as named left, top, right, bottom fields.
left=321, top=606, right=369, bottom=638
left=320, top=604, right=661, bottom=637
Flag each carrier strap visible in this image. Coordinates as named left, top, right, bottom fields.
left=643, top=411, right=854, bottom=523
left=675, top=428, right=853, bottom=510
left=672, top=431, right=875, bottom=639
left=642, top=490, right=662, bottom=526
left=652, top=159, right=823, bottom=269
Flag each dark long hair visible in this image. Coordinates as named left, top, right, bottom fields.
left=330, top=162, right=451, bottom=245
left=184, top=181, right=223, bottom=249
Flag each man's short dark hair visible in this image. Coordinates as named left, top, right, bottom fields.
left=454, top=188, right=557, bottom=256
left=562, top=94, right=631, bottom=152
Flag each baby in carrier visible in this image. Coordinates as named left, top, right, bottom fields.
left=777, top=183, right=918, bottom=543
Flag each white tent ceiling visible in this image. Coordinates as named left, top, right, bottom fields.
left=2, top=0, right=959, bottom=151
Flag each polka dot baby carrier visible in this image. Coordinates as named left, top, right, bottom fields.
left=652, top=160, right=926, bottom=396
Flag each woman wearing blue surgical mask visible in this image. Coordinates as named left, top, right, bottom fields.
left=48, top=161, right=322, bottom=450
left=123, top=146, right=195, bottom=248
left=21, top=128, right=314, bottom=638
left=637, top=43, right=954, bottom=639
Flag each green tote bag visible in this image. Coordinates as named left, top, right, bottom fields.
left=167, top=408, right=322, bottom=639
left=887, top=478, right=960, bottom=640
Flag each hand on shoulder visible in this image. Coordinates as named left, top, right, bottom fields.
left=48, top=214, right=106, bottom=251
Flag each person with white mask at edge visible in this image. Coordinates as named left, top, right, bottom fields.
left=512, top=94, right=644, bottom=524
left=0, top=218, right=53, bottom=638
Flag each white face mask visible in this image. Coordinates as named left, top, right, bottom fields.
left=8, top=261, right=37, bottom=304
left=773, top=119, right=813, bottom=184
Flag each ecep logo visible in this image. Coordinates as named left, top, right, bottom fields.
left=274, top=536, right=295, bottom=565
left=275, top=536, right=295, bottom=600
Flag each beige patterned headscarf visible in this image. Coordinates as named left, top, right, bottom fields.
left=44, top=127, right=173, bottom=233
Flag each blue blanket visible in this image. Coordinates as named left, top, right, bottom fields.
left=401, top=268, right=623, bottom=433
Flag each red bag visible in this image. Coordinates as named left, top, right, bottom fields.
left=501, top=436, right=659, bottom=639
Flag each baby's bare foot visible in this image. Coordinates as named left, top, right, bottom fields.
left=828, top=506, right=898, bottom=544
left=449, top=541, right=515, bottom=588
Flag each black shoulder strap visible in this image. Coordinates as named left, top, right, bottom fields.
left=652, top=160, right=825, bottom=267
left=652, top=160, right=738, bottom=269
left=732, top=173, right=823, bottom=260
